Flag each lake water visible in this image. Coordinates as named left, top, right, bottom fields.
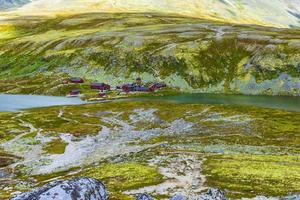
left=129, top=93, right=300, bottom=112
left=0, top=94, right=85, bottom=112
left=1, top=93, right=300, bottom=112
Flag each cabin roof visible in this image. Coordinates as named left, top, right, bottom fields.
left=91, top=82, right=106, bottom=86
left=69, top=77, right=83, bottom=81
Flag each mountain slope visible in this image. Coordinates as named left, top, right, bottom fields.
left=0, top=0, right=29, bottom=10
left=1, top=0, right=300, bottom=28
left=0, top=13, right=299, bottom=96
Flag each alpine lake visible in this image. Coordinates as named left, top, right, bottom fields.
left=0, top=93, right=300, bottom=199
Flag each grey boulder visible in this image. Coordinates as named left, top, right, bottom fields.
left=171, top=195, right=187, bottom=200
left=198, top=188, right=228, bottom=200
left=136, top=188, right=227, bottom=200
left=282, top=195, right=300, bottom=200
left=137, top=193, right=154, bottom=200
left=11, top=177, right=109, bottom=200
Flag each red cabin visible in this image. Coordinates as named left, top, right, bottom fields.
left=91, top=83, right=111, bottom=91
left=69, top=77, right=84, bottom=84
left=121, top=84, right=135, bottom=93
left=149, top=83, right=167, bottom=92
left=69, top=89, right=81, bottom=96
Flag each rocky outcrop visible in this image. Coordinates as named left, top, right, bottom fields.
left=283, top=195, right=300, bottom=200
left=0, top=169, right=9, bottom=179
left=170, top=195, right=187, bottom=200
left=198, top=188, right=228, bottom=200
left=137, top=193, right=154, bottom=200
left=11, top=177, right=109, bottom=200
left=10, top=179, right=299, bottom=200
left=242, top=194, right=300, bottom=200
left=138, top=189, right=300, bottom=200
left=137, top=188, right=227, bottom=200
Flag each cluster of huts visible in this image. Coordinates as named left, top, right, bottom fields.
left=66, top=77, right=167, bottom=98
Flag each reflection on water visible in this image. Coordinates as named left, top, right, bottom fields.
left=0, top=94, right=85, bottom=112
left=130, top=93, right=300, bottom=112
left=1, top=93, right=300, bottom=112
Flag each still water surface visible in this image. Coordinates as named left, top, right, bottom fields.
left=1, top=93, right=300, bottom=112
left=0, top=94, right=85, bottom=112
left=130, top=93, right=300, bottom=112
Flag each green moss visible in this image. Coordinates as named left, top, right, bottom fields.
left=251, top=44, right=300, bottom=82
left=83, top=162, right=164, bottom=191
left=0, top=152, right=19, bottom=167
left=43, top=139, right=68, bottom=154
left=0, top=191, right=11, bottom=200
left=20, top=131, right=38, bottom=139
left=0, top=112, right=28, bottom=142
left=192, top=37, right=250, bottom=90
left=19, top=107, right=102, bottom=137
left=110, top=193, right=135, bottom=200
left=203, top=154, right=300, bottom=198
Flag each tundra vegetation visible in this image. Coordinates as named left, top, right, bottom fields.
left=0, top=13, right=299, bottom=96
left=0, top=101, right=300, bottom=199
left=0, top=11, right=300, bottom=200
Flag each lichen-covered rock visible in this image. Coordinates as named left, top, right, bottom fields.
left=136, top=189, right=227, bottom=200
left=241, top=196, right=278, bottom=200
left=137, top=193, right=154, bottom=200
left=0, top=169, right=9, bottom=179
left=283, top=195, right=300, bottom=200
left=11, top=177, right=108, bottom=200
left=171, top=195, right=187, bottom=200
left=241, top=194, right=300, bottom=200
left=198, top=188, right=228, bottom=200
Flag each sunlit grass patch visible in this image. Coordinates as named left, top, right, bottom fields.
left=0, top=25, right=17, bottom=40
left=203, top=154, right=300, bottom=198
left=20, top=107, right=102, bottom=136
left=0, top=112, right=28, bottom=142
left=83, top=162, right=164, bottom=192
left=43, top=139, right=68, bottom=154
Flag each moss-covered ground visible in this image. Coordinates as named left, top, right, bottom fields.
left=203, top=154, right=300, bottom=198
left=83, top=162, right=164, bottom=199
left=0, top=100, right=299, bottom=199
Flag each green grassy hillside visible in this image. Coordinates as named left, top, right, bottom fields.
left=0, top=13, right=300, bottom=96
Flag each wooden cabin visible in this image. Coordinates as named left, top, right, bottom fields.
left=69, top=77, right=84, bottom=84
left=149, top=83, right=167, bottom=91
left=69, top=89, right=81, bottom=97
left=91, top=83, right=111, bottom=91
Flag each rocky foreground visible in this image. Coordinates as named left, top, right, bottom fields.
left=10, top=177, right=300, bottom=200
left=8, top=177, right=236, bottom=200
left=1, top=101, right=300, bottom=199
